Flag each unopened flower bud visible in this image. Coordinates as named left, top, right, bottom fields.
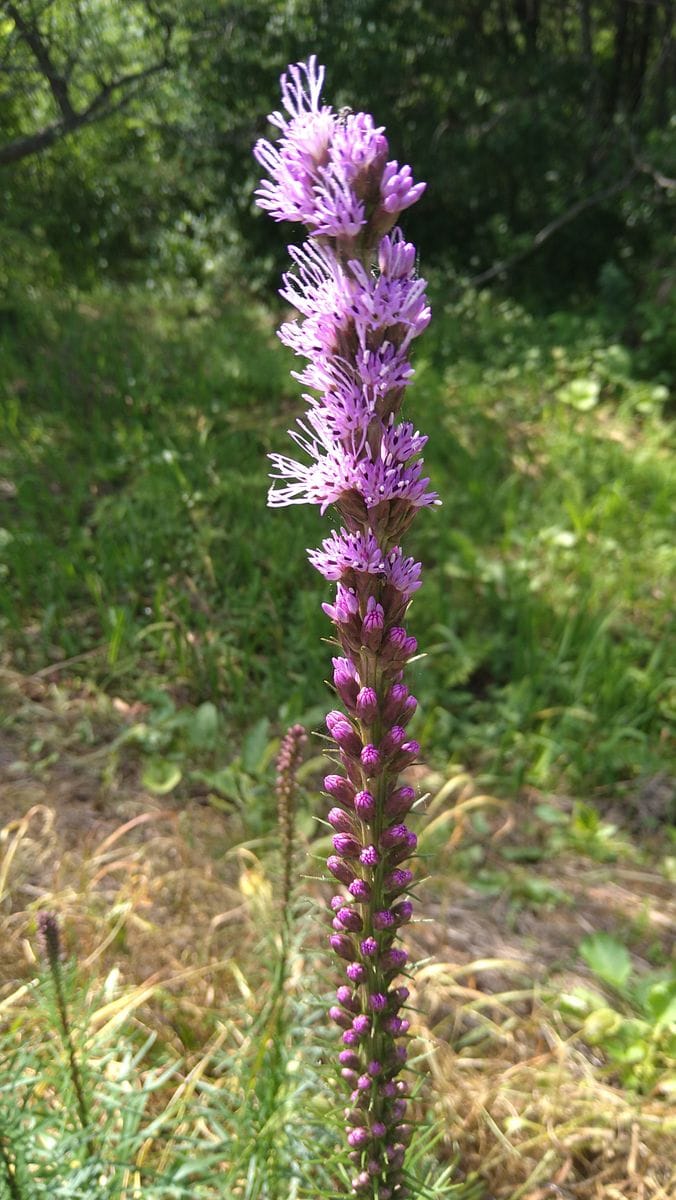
left=355, top=686, right=378, bottom=723
left=354, top=789, right=375, bottom=818
left=327, top=855, right=356, bottom=885
left=385, top=786, right=415, bottom=818
left=324, top=773, right=356, bottom=803
left=360, top=743, right=381, bottom=775
left=327, top=807, right=353, bottom=833
left=329, top=933, right=355, bottom=960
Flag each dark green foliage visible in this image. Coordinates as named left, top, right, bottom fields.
left=1, top=1, right=674, bottom=311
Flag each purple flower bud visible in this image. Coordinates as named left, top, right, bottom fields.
left=401, top=694, right=418, bottom=722
left=384, top=867, right=414, bottom=893
left=381, top=823, right=411, bottom=849
left=380, top=725, right=407, bottom=757
left=355, top=686, right=378, bottom=723
left=331, top=719, right=362, bottom=755
left=374, top=909, right=396, bottom=930
left=352, top=1014, right=370, bottom=1035
left=403, top=636, right=417, bottom=657
left=357, top=1074, right=372, bottom=1090
left=384, top=1015, right=405, bottom=1035
left=332, top=833, right=361, bottom=859
left=393, top=986, right=410, bottom=1005
left=360, top=936, right=378, bottom=957
left=388, top=831, right=418, bottom=865
left=354, top=789, right=375, bottom=818
left=383, top=682, right=409, bottom=721
left=327, top=856, right=356, bottom=885
left=332, top=657, right=359, bottom=706
left=359, top=844, right=379, bottom=867
left=329, top=933, right=355, bottom=960
left=347, top=1127, right=369, bottom=1148
left=326, top=708, right=345, bottom=733
left=348, top=878, right=371, bottom=902
left=367, top=1059, right=382, bottom=1076
left=383, top=947, right=408, bottom=971
left=341, top=1068, right=358, bottom=1085
left=382, top=1081, right=397, bottom=1098
left=327, top=807, right=353, bottom=833
left=324, top=773, right=355, bottom=803
left=399, top=738, right=420, bottom=760
left=329, top=1005, right=352, bottom=1029
left=339, top=1049, right=360, bottom=1068
left=342, top=1028, right=360, bottom=1046
left=392, top=1099, right=407, bottom=1120
left=393, top=900, right=413, bottom=924
left=360, top=743, right=381, bottom=775
left=372, top=1120, right=387, bottom=1138
left=336, top=985, right=359, bottom=1011
left=369, top=992, right=387, bottom=1011
left=346, top=962, right=366, bottom=983
left=385, top=786, right=416, bottom=818
left=395, top=1044, right=408, bottom=1063
left=336, top=906, right=363, bottom=932
left=361, top=597, right=384, bottom=648
left=386, top=627, right=407, bottom=650
left=330, top=895, right=344, bottom=911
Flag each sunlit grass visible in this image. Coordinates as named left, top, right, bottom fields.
left=1, top=282, right=673, bottom=801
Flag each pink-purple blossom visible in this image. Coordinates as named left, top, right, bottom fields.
left=255, top=55, right=434, bottom=1198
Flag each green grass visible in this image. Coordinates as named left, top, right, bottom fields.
left=0, top=281, right=674, bottom=800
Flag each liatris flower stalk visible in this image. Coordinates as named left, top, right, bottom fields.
left=36, top=911, right=95, bottom=1155
left=255, top=58, right=436, bottom=1198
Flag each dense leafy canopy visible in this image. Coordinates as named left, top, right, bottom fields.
left=1, top=0, right=674, bottom=310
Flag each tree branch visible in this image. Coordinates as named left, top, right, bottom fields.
left=0, top=1, right=173, bottom=167
left=467, top=168, right=638, bottom=288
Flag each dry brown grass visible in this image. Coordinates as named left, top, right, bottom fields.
left=0, top=670, right=674, bottom=1199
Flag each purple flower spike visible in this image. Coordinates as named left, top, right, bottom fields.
left=255, top=57, right=433, bottom=1194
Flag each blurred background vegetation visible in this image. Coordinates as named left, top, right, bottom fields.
left=1, top=0, right=673, bottom=796
left=0, top=5, right=674, bottom=1196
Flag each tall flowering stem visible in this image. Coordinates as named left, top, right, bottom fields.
left=255, top=58, right=437, bottom=1198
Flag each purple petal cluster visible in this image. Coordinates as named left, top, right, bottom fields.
left=256, top=56, right=436, bottom=1199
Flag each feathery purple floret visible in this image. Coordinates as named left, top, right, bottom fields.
left=255, top=55, right=436, bottom=1199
